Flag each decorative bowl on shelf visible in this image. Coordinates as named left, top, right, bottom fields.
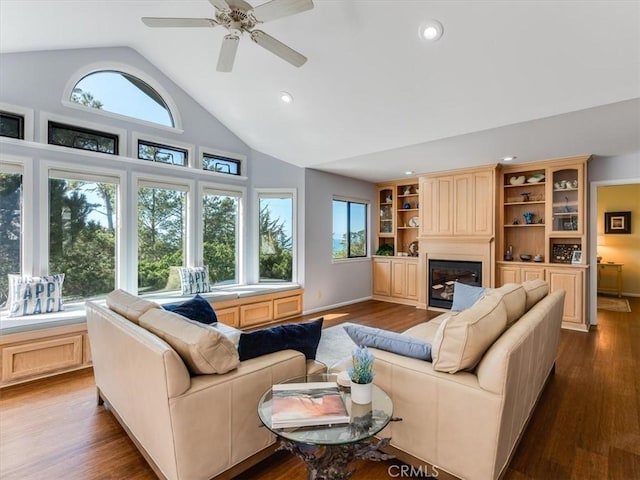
left=527, top=173, right=545, bottom=183
left=509, top=175, right=526, bottom=185
left=520, top=254, right=532, bottom=262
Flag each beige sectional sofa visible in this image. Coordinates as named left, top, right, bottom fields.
left=370, top=280, right=565, bottom=480
left=86, top=290, right=324, bottom=480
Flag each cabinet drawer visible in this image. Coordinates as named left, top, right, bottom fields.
left=2, top=335, right=83, bottom=382
left=240, top=301, right=273, bottom=327
left=273, top=295, right=302, bottom=320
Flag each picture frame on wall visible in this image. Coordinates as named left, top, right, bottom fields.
left=571, top=250, right=582, bottom=264
left=604, top=211, right=631, bottom=234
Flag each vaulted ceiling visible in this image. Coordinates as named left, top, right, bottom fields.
left=1, top=1, right=639, bottom=182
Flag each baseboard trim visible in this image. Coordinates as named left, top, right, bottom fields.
left=303, top=296, right=372, bottom=316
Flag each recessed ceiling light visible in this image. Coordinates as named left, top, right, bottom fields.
left=279, top=91, right=293, bottom=104
left=502, top=156, right=517, bottom=162
left=419, top=19, right=444, bottom=42
left=405, top=170, right=415, bottom=175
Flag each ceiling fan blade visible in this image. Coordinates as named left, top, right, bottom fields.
left=217, top=35, right=240, bottom=72
left=250, top=30, right=307, bottom=67
left=142, top=17, right=217, bottom=28
left=251, top=0, right=314, bottom=23
left=209, top=0, right=231, bottom=13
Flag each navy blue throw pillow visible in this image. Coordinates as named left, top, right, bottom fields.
left=162, top=294, right=218, bottom=325
left=237, top=317, right=324, bottom=361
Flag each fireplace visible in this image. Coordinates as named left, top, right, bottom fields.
left=428, top=259, right=482, bottom=309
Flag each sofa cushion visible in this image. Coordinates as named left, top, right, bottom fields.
left=523, top=279, right=549, bottom=311
left=106, top=289, right=160, bottom=324
left=343, top=324, right=432, bottom=361
left=139, top=308, right=239, bottom=375
left=431, top=291, right=507, bottom=373
left=494, top=283, right=526, bottom=327
left=451, top=282, right=487, bottom=312
left=163, top=294, right=218, bottom=325
left=237, top=318, right=323, bottom=362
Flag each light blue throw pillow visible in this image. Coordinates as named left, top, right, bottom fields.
left=451, top=281, right=487, bottom=312
left=343, top=324, right=432, bottom=361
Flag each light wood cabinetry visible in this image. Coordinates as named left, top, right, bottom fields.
left=0, top=323, right=92, bottom=387
left=376, top=180, right=420, bottom=256
left=372, top=256, right=419, bottom=304
left=497, top=155, right=590, bottom=330
left=419, top=167, right=496, bottom=237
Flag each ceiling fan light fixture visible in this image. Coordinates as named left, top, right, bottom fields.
left=419, top=19, right=444, bottom=42
left=280, top=91, right=294, bottom=104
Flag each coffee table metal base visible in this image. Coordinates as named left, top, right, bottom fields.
left=277, top=437, right=393, bottom=480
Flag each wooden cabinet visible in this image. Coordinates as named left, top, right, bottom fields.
left=497, top=155, right=589, bottom=329
left=0, top=323, right=92, bottom=387
left=372, top=257, right=419, bottom=304
left=212, top=289, right=304, bottom=329
left=375, top=180, right=419, bottom=256
left=419, top=167, right=495, bottom=237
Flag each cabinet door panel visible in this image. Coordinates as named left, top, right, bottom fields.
left=373, top=259, right=392, bottom=296
left=548, top=268, right=583, bottom=324
left=391, top=260, right=407, bottom=297
left=522, top=267, right=545, bottom=282
left=473, top=170, right=494, bottom=235
left=454, top=174, right=472, bottom=235
left=498, top=266, right=521, bottom=285
left=436, top=177, right=454, bottom=235
left=406, top=261, right=419, bottom=300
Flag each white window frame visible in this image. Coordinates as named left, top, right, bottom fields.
left=0, top=155, right=33, bottom=277
left=133, top=173, right=194, bottom=294
left=199, top=146, right=247, bottom=180
left=39, top=160, right=126, bottom=296
left=331, top=195, right=370, bottom=263
left=39, top=111, right=128, bottom=157
left=0, top=102, right=35, bottom=142
left=131, top=131, right=194, bottom=169
left=61, top=62, right=183, bottom=133
left=199, top=182, right=246, bottom=286
left=255, top=188, right=297, bottom=284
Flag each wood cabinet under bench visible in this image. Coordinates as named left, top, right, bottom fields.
left=0, top=287, right=304, bottom=387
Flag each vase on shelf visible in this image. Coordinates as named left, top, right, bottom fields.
left=523, top=212, right=534, bottom=224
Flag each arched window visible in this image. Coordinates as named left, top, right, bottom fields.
left=70, top=71, right=174, bottom=127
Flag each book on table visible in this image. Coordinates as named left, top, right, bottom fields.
left=270, top=381, right=350, bottom=429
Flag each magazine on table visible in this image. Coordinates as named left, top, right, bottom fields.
left=271, top=381, right=350, bottom=429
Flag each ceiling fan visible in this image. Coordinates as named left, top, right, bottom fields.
left=142, top=0, right=314, bottom=72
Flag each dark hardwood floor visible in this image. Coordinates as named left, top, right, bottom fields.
left=1, top=298, right=638, bottom=479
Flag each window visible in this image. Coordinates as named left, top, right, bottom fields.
left=48, top=121, right=118, bottom=155
left=71, top=70, right=174, bottom=127
left=203, top=188, right=242, bottom=285
left=48, top=171, right=119, bottom=302
left=137, top=181, right=186, bottom=294
left=138, top=140, right=187, bottom=167
left=0, top=166, right=23, bottom=308
left=203, top=153, right=241, bottom=176
left=333, top=199, right=368, bottom=259
left=0, top=111, right=24, bottom=139
left=258, top=191, right=294, bottom=283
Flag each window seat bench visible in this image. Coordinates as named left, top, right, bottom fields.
left=0, top=285, right=303, bottom=387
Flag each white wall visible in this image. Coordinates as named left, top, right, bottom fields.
left=303, top=169, right=376, bottom=312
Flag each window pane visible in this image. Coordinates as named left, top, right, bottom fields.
left=138, top=185, right=185, bottom=294
left=332, top=200, right=348, bottom=259
left=48, top=177, right=117, bottom=302
left=203, top=154, right=241, bottom=176
left=259, top=195, right=293, bottom=282
left=48, top=122, right=118, bottom=155
left=72, top=71, right=174, bottom=127
left=138, top=140, right=187, bottom=167
left=349, top=202, right=367, bottom=257
left=203, top=192, right=239, bottom=285
left=0, top=172, right=22, bottom=308
left=0, top=112, right=24, bottom=139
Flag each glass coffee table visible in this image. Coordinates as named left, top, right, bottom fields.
left=258, top=374, right=395, bottom=480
